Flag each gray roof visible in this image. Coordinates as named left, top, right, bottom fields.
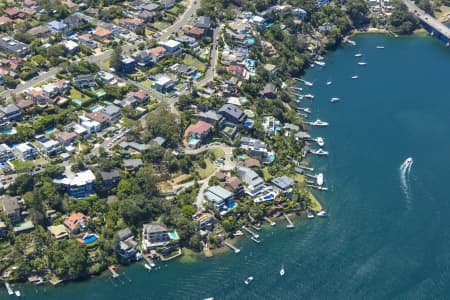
left=123, top=158, right=143, bottom=168
left=100, top=169, right=121, bottom=181
left=218, top=104, right=244, bottom=122
left=152, top=136, right=166, bottom=146
left=284, top=123, right=300, bottom=131
left=193, top=110, right=222, bottom=122
left=127, top=142, right=150, bottom=152
left=1, top=195, right=19, bottom=213
left=194, top=16, right=210, bottom=28
left=143, top=223, right=168, bottom=233
left=117, top=227, right=133, bottom=241
left=1, top=104, right=20, bottom=115
left=271, top=175, right=295, bottom=190
left=101, top=104, right=121, bottom=116
left=140, top=3, right=160, bottom=11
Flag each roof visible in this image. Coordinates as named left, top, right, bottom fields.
left=263, top=83, right=277, bottom=95
left=193, top=16, right=210, bottom=28
left=59, top=131, right=77, bottom=142
left=48, top=224, right=68, bottom=238
left=149, top=46, right=166, bottom=56
left=154, top=75, right=173, bottom=86
left=152, top=136, right=166, bottom=146
left=93, top=26, right=112, bottom=37
left=61, top=170, right=96, bottom=187
left=47, top=20, right=67, bottom=31
left=4, top=7, right=20, bottom=17
left=271, top=175, right=295, bottom=190
left=243, top=158, right=261, bottom=168
left=63, top=40, right=79, bottom=50
left=187, top=27, right=205, bottom=36
left=1, top=103, right=20, bottom=114
left=63, top=212, right=88, bottom=230
left=15, top=142, right=33, bottom=153
left=117, top=227, right=133, bottom=240
left=101, top=104, right=121, bottom=116
left=218, top=104, right=244, bottom=121
left=225, top=177, right=242, bottom=190
left=134, top=90, right=148, bottom=100
left=1, top=195, right=19, bottom=213
left=193, top=110, right=222, bottom=122
left=143, top=223, right=168, bottom=233
left=119, top=18, right=144, bottom=26
left=0, top=16, right=12, bottom=25
left=85, top=112, right=109, bottom=123
left=123, top=158, right=143, bottom=168
left=100, top=169, right=121, bottom=181
left=187, top=120, right=212, bottom=134
left=160, top=39, right=180, bottom=49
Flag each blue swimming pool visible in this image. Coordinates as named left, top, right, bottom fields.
left=263, top=192, right=276, bottom=201
left=267, top=154, right=275, bottom=163
left=90, top=105, right=103, bottom=112
left=1, top=128, right=15, bottom=135
left=83, top=234, right=98, bottom=245
left=192, top=72, right=202, bottom=79
left=227, top=202, right=238, bottom=210
left=168, top=231, right=179, bottom=240
left=243, top=120, right=254, bottom=128
left=247, top=37, right=255, bottom=46
left=72, top=99, right=82, bottom=106
left=247, top=59, right=255, bottom=68
left=45, top=128, right=56, bottom=135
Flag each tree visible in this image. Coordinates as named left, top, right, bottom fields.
left=3, top=75, right=19, bottom=88
left=346, top=0, right=369, bottom=26
left=110, top=45, right=122, bottom=72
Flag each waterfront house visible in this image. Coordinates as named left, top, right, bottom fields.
left=236, top=166, right=265, bottom=198
left=204, top=185, right=235, bottom=212
left=58, top=170, right=96, bottom=198
left=193, top=211, right=216, bottom=232
left=142, top=223, right=170, bottom=250
left=271, top=175, right=295, bottom=197
left=224, top=177, right=245, bottom=199
left=218, top=104, right=245, bottom=124
left=48, top=224, right=70, bottom=241
left=117, top=227, right=138, bottom=259
left=0, top=143, right=15, bottom=163
left=63, top=212, right=88, bottom=234
left=14, top=142, right=37, bottom=160
left=1, top=195, right=21, bottom=224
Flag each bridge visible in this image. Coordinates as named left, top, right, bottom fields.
left=402, top=0, right=450, bottom=44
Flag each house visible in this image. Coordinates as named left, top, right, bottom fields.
left=78, top=34, right=98, bottom=49
left=175, top=35, right=200, bottom=51
left=63, top=40, right=79, bottom=55
left=227, top=65, right=249, bottom=80
left=78, top=116, right=102, bottom=134
left=284, top=123, right=300, bottom=133
left=193, top=211, right=216, bottom=232
left=204, top=185, right=236, bottom=212
left=4, top=7, right=21, bottom=19
left=84, top=112, right=109, bottom=129
left=101, top=104, right=121, bottom=123
left=119, top=55, right=136, bottom=73
left=0, top=104, right=21, bottom=121
left=139, top=3, right=160, bottom=12
left=229, top=20, right=251, bottom=35
left=224, top=177, right=245, bottom=199
left=263, top=63, right=277, bottom=74
left=318, top=22, right=334, bottom=33
left=293, top=8, right=307, bottom=20
left=138, top=10, right=156, bottom=23
left=169, top=63, right=196, bottom=77
left=149, top=46, right=166, bottom=62
left=92, top=26, right=113, bottom=42
left=72, top=74, right=96, bottom=88
left=193, top=16, right=210, bottom=30
left=27, top=25, right=51, bottom=37
left=117, top=227, right=138, bottom=259
left=271, top=175, right=295, bottom=196
left=152, top=136, right=166, bottom=147
left=63, top=212, right=88, bottom=234
left=59, top=170, right=96, bottom=198
left=118, top=18, right=144, bottom=31
left=159, top=40, right=182, bottom=55
left=48, top=224, right=70, bottom=241
left=123, top=158, right=143, bottom=171
left=236, top=166, right=265, bottom=198
left=99, top=169, right=121, bottom=191
left=243, top=158, right=261, bottom=169
left=0, top=143, right=15, bottom=162
left=153, top=75, right=174, bottom=93
left=316, top=0, right=330, bottom=7
left=25, top=88, right=46, bottom=107
left=35, top=135, right=62, bottom=157
left=192, top=110, right=223, bottom=125
left=186, top=27, right=205, bottom=39
left=218, top=104, right=245, bottom=124
left=262, top=83, right=278, bottom=98
left=185, top=120, right=212, bottom=148
left=58, top=131, right=77, bottom=146
left=134, top=90, right=149, bottom=104
left=142, top=223, right=170, bottom=250
left=262, top=41, right=277, bottom=56
left=0, top=16, right=12, bottom=26
left=160, top=0, right=176, bottom=9
left=0, top=37, right=29, bottom=57
left=133, top=50, right=153, bottom=68
left=15, top=98, right=33, bottom=110
left=14, top=142, right=37, bottom=160
left=64, top=14, right=85, bottom=30
left=47, top=20, right=68, bottom=32
left=240, top=136, right=274, bottom=164
left=1, top=195, right=20, bottom=224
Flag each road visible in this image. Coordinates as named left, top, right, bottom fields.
left=196, top=26, right=220, bottom=87
left=160, top=0, right=200, bottom=41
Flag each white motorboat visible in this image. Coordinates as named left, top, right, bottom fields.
left=313, top=148, right=328, bottom=155
left=330, top=97, right=340, bottom=103
left=303, top=80, right=313, bottom=87
left=308, top=119, right=328, bottom=127
left=317, top=210, right=328, bottom=217
left=307, top=212, right=315, bottom=219
left=357, top=62, right=367, bottom=65
left=376, top=45, right=385, bottom=49
left=244, top=276, right=254, bottom=285
left=326, top=81, right=332, bottom=85
left=316, top=173, right=324, bottom=186
left=354, top=53, right=363, bottom=57
left=406, top=157, right=413, bottom=166
left=316, top=137, right=325, bottom=147
left=351, top=75, right=359, bottom=79
left=15, top=290, right=21, bottom=297
left=280, top=265, right=285, bottom=276
left=5, top=282, right=13, bottom=295
left=297, top=107, right=311, bottom=114
left=304, top=94, right=314, bottom=99
left=314, top=60, right=325, bottom=66
left=144, top=263, right=152, bottom=271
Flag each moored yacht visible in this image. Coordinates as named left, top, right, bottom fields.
left=376, top=45, right=385, bottom=49
left=316, top=137, right=325, bottom=147
left=354, top=53, right=363, bottom=57
left=244, top=276, right=254, bottom=285
left=317, top=210, right=328, bottom=217
left=330, top=97, right=340, bottom=103
left=351, top=75, right=359, bottom=79
left=308, top=119, right=328, bottom=127
left=307, top=211, right=315, bottom=219
left=280, top=265, right=285, bottom=276
left=326, top=80, right=332, bottom=85
left=316, top=173, right=324, bottom=186
left=314, top=60, right=326, bottom=66
left=357, top=62, right=367, bottom=65
left=144, top=263, right=152, bottom=271
left=304, top=94, right=315, bottom=99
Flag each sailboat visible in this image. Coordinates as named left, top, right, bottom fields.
left=280, top=265, right=285, bottom=276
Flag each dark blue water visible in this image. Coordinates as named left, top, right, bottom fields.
left=7, top=34, right=450, bottom=299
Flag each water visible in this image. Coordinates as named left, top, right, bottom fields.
left=9, top=34, right=450, bottom=299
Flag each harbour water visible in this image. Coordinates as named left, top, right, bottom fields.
left=7, top=34, right=450, bottom=299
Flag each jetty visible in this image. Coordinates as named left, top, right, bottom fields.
left=248, top=213, right=255, bottom=223
left=5, top=282, right=13, bottom=295
left=242, top=226, right=260, bottom=239
left=108, top=265, right=120, bottom=278
left=297, top=164, right=314, bottom=171
left=251, top=236, right=261, bottom=244
left=283, top=213, right=294, bottom=229
left=264, top=216, right=276, bottom=226
left=307, top=184, right=329, bottom=191
left=251, top=224, right=261, bottom=231
left=223, top=241, right=240, bottom=253
left=143, top=254, right=156, bottom=267
left=293, top=78, right=314, bottom=86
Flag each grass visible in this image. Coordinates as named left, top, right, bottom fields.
left=183, top=54, right=207, bottom=72
left=141, top=80, right=153, bottom=88
left=152, top=21, right=171, bottom=30
left=309, top=192, right=322, bottom=211
left=261, top=167, right=273, bottom=181
left=172, top=174, right=193, bottom=185
left=209, top=148, right=225, bottom=159
left=435, top=5, right=450, bottom=18
left=196, top=159, right=216, bottom=179
left=69, top=87, right=90, bottom=102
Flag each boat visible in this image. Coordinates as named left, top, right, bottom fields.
left=244, top=276, right=254, bottom=285
left=376, top=45, right=385, bottom=49
left=351, top=75, right=359, bottom=79
left=150, top=261, right=156, bottom=268
left=316, top=173, right=324, bottom=186
left=316, top=137, right=325, bottom=147
left=330, top=97, right=340, bottom=103
left=308, top=119, right=328, bottom=127
left=354, top=53, right=363, bottom=57
left=303, top=80, right=313, bottom=87
left=144, top=263, right=152, bottom=271
left=357, top=62, right=367, bottom=66
left=307, top=212, right=315, bottom=219
left=5, top=282, right=13, bottom=295
left=304, top=94, right=314, bottom=99
left=317, top=210, right=328, bottom=217
left=314, top=60, right=325, bottom=66
left=14, top=290, right=21, bottom=297
left=251, top=236, right=261, bottom=244
left=406, top=157, right=413, bottom=166
left=297, top=107, right=311, bottom=114
left=203, top=298, right=214, bottom=300
left=326, top=81, right=332, bottom=85
left=280, top=265, right=285, bottom=276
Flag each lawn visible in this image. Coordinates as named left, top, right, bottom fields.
left=69, top=87, right=90, bottom=102
left=261, top=167, right=273, bottom=181
left=152, top=21, right=171, bottom=30
left=309, top=192, right=322, bottom=211
left=196, top=159, right=216, bottom=179
left=141, top=80, right=153, bottom=89
left=209, top=148, right=225, bottom=159
left=183, top=54, right=207, bottom=72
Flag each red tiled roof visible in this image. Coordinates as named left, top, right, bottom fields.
left=0, top=16, right=12, bottom=25
left=59, top=131, right=77, bottom=141
left=63, top=212, right=88, bottom=230
left=187, top=120, right=212, bottom=134
left=4, top=7, right=20, bottom=17
left=93, top=26, right=112, bottom=38
left=149, top=46, right=166, bottom=57
left=85, top=112, right=109, bottom=123
left=134, top=90, right=148, bottom=100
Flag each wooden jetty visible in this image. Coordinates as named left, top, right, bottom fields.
left=242, top=226, right=260, bottom=239
left=264, top=216, right=276, bottom=226
left=223, top=241, right=240, bottom=253
left=283, top=213, right=295, bottom=229
left=108, top=265, right=120, bottom=278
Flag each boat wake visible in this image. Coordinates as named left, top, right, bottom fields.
left=399, top=157, right=413, bottom=204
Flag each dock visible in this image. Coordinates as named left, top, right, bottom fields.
left=251, top=236, right=261, bottom=244
left=108, top=265, right=120, bottom=278
left=248, top=213, right=255, bottom=223
left=242, top=226, right=260, bottom=239
left=297, top=164, right=314, bottom=171
left=264, top=216, right=276, bottom=226
left=307, top=184, right=329, bottom=191
left=251, top=224, right=261, bottom=231
left=5, top=282, right=13, bottom=295
left=283, top=213, right=294, bottom=229
left=143, top=254, right=156, bottom=267
left=223, top=241, right=240, bottom=253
